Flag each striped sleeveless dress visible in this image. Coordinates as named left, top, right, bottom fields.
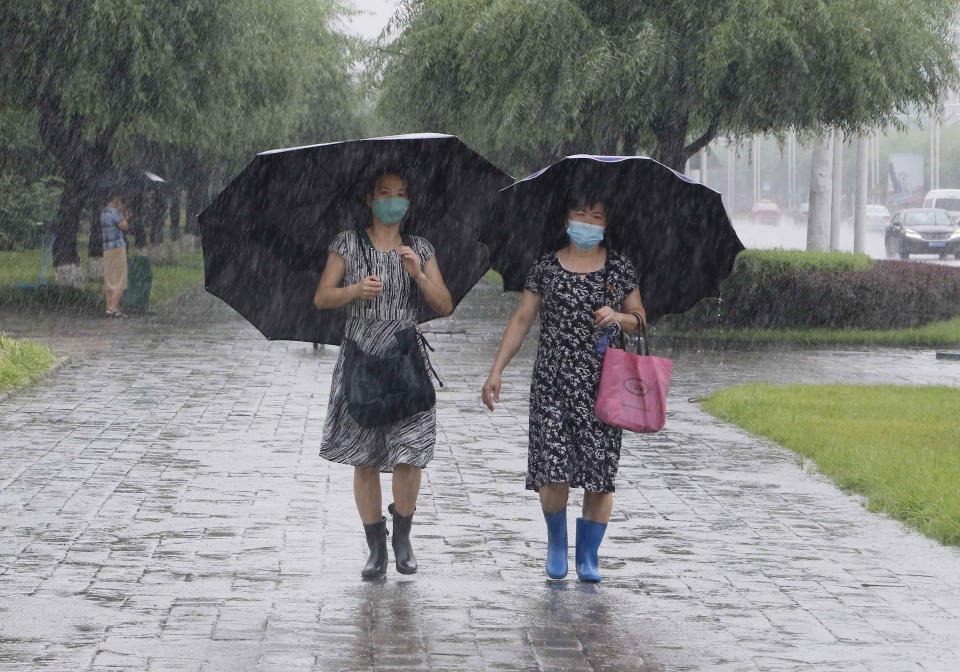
left=319, top=229, right=436, bottom=471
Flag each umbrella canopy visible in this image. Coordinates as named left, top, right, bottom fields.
left=199, top=133, right=513, bottom=343
left=490, top=155, right=744, bottom=323
left=92, top=168, right=168, bottom=195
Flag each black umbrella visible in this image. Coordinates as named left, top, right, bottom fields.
left=490, top=155, right=744, bottom=323
left=199, top=133, right=513, bottom=343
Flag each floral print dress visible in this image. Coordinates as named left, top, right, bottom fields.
left=524, top=250, right=639, bottom=493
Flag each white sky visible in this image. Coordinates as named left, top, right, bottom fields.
left=344, top=0, right=402, bottom=40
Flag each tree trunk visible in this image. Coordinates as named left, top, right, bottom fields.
left=87, top=208, right=103, bottom=259
left=807, top=131, right=833, bottom=251
left=51, top=173, right=84, bottom=267
left=130, top=192, right=148, bottom=248
left=830, top=131, right=843, bottom=251
left=654, top=127, right=689, bottom=171
left=854, top=136, right=869, bottom=254
left=170, top=190, right=182, bottom=241
left=652, top=116, right=718, bottom=172
left=186, top=184, right=205, bottom=236
left=149, top=191, right=165, bottom=244
left=622, top=129, right=639, bottom=157
left=38, top=95, right=116, bottom=273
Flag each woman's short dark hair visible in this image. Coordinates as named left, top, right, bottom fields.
left=564, top=193, right=607, bottom=214
left=365, top=170, right=408, bottom=199
left=548, top=192, right=613, bottom=251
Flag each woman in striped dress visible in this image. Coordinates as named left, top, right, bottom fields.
left=314, top=173, right=452, bottom=579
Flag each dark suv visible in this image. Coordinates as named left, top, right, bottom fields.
left=885, top=209, right=960, bottom=260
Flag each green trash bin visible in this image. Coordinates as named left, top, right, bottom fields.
left=120, top=255, right=153, bottom=309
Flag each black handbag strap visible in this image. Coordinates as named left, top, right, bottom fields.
left=417, top=332, right=443, bottom=388
left=355, top=229, right=442, bottom=386
left=631, top=311, right=650, bottom=356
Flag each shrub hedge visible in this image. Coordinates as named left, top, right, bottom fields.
left=672, top=249, right=960, bottom=330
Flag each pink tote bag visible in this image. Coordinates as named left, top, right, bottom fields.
left=594, top=322, right=671, bottom=432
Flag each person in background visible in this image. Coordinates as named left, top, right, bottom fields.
left=101, top=193, right=130, bottom=318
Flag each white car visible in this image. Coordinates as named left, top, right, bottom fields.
left=922, top=189, right=960, bottom=221
left=865, top=204, right=891, bottom=230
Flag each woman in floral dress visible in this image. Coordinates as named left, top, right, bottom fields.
left=481, top=195, right=645, bottom=582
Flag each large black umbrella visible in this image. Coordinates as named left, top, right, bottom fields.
left=199, top=133, right=513, bottom=343
left=490, top=154, right=744, bottom=323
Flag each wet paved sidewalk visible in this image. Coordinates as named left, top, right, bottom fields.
left=1, top=284, right=960, bottom=671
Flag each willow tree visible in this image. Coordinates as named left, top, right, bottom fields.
left=0, top=0, right=360, bottom=279
left=377, top=0, right=958, bottom=175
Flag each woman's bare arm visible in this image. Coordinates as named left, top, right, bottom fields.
left=413, top=257, right=453, bottom=316
left=593, top=288, right=646, bottom=332
left=620, top=289, right=646, bottom=332
left=314, top=252, right=382, bottom=309
left=481, top=290, right=541, bottom=410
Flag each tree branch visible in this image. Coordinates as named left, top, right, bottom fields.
left=683, top=120, right=718, bottom=158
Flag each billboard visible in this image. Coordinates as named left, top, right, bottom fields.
left=886, top=153, right=925, bottom=212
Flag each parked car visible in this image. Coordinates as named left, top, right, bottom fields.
left=885, top=208, right=960, bottom=259
left=793, top=202, right=809, bottom=225
left=750, top=200, right=781, bottom=224
left=865, top=204, right=891, bottom=231
left=922, top=189, right=960, bottom=221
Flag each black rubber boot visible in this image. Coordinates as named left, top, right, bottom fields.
left=389, top=503, right=417, bottom=574
left=361, top=517, right=388, bottom=579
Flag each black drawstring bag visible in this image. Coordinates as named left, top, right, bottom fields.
left=343, top=230, right=441, bottom=428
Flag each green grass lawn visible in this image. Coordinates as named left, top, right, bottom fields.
left=703, top=384, right=960, bottom=546
left=81, top=250, right=205, bottom=306
left=665, top=318, right=960, bottom=347
left=0, top=244, right=204, bottom=311
left=0, top=334, right=57, bottom=395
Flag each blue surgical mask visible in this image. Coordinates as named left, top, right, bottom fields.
left=371, top=197, right=409, bottom=225
left=567, top=220, right=604, bottom=250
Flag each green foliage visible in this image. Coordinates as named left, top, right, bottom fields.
left=0, top=334, right=57, bottom=395
left=0, top=173, right=62, bottom=249
left=667, top=252, right=960, bottom=331
left=0, top=0, right=360, bottom=163
left=377, top=0, right=959, bottom=173
left=483, top=269, right=504, bottom=288
left=732, top=249, right=876, bottom=274
left=703, top=384, right=960, bottom=546
left=0, top=0, right=366, bottom=266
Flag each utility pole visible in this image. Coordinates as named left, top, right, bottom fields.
left=854, top=135, right=868, bottom=254
left=874, top=135, right=881, bottom=203
left=830, top=130, right=843, bottom=251
left=752, top=135, right=760, bottom=206
left=808, top=130, right=833, bottom=251
left=930, top=116, right=941, bottom=190
left=700, top=147, right=708, bottom=187
left=787, top=132, right=797, bottom=211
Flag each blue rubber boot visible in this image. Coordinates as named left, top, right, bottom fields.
left=575, top=517, right=607, bottom=583
left=543, top=510, right=568, bottom=579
